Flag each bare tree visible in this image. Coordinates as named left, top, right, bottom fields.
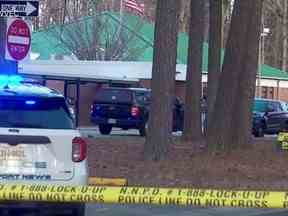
left=35, top=0, right=103, bottom=29
left=263, top=0, right=288, bottom=71
left=144, top=0, right=180, bottom=161
left=207, top=0, right=263, bottom=151
left=206, top=0, right=223, bottom=135
left=182, top=0, right=205, bottom=142
left=37, top=0, right=148, bottom=61
left=48, top=11, right=148, bottom=61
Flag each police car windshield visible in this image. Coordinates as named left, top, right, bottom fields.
left=0, top=97, right=74, bottom=129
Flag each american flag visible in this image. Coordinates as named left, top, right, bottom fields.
left=123, top=0, right=145, bottom=16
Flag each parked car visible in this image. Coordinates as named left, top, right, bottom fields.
left=90, top=87, right=184, bottom=136
left=252, top=98, right=288, bottom=137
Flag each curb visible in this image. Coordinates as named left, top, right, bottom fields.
left=88, top=177, right=127, bottom=186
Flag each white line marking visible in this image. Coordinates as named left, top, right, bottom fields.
left=8, top=35, right=30, bottom=45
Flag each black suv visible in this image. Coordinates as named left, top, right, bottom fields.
left=90, top=87, right=184, bottom=136
left=252, top=98, right=288, bottom=137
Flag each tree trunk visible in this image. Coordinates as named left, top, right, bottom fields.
left=222, top=0, right=232, bottom=47
left=144, top=0, right=180, bottom=161
left=282, top=0, right=288, bottom=71
left=182, top=0, right=205, bottom=142
left=231, top=1, right=263, bottom=149
left=207, top=0, right=263, bottom=152
left=207, top=0, right=222, bottom=136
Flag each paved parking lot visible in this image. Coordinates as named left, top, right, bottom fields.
left=85, top=204, right=288, bottom=216
left=1, top=204, right=286, bottom=216
left=79, top=127, right=183, bottom=138
left=79, top=127, right=277, bottom=139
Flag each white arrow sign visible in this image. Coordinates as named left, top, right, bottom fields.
left=25, top=1, right=36, bottom=15
left=0, top=1, right=39, bottom=17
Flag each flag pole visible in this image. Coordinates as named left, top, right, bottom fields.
left=120, top=0, right=124, bottom=20
left=120, top=0, right=124, bottom=26
left=118, top=0, right=124, bottom=36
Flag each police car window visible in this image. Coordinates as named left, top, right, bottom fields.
left=0, top=97, right=74, bottom=129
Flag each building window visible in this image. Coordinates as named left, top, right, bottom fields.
left=262, top=86, right=274, bottom=99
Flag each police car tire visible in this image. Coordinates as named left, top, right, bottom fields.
left=73, top=204, right=85, bottom=216
left=99, top=124, right=112, bottom=135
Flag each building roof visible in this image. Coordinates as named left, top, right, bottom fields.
left=31, top=12, right=288, bottom=81
left=19, top=61, right=140, bottom=83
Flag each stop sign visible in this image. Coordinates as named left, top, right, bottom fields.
left=6, top=18, right=31, bottom=61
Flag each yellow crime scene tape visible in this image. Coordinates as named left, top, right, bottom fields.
left=0, top=184, right=287, bottom=208
left=88, top=177, right=127, bottom=186
left=277, top=132, right=288, bottom=150
left=277, top=133, right=288, bottom=142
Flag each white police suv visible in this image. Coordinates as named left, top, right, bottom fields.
left=0, top=76, right=88, bottom=215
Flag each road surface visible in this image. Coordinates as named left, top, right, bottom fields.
left=79, top=127, right=276, bottom=139
left=85, top=204, right=287, bottom=216
left=79, top=127, right=182, bottom=138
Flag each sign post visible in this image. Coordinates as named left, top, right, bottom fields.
left=0, top=0, right=39, bottom=17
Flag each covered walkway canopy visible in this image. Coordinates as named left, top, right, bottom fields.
left=18, top=61, right=142, bottom=127
left=18, top=60, right=187, bottom=81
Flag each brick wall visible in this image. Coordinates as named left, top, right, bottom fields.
left=278, top=88, right=288, bottom=101
left=140, top=79, right=186, bottom=101
left=46, top=80, right=64, bottom=93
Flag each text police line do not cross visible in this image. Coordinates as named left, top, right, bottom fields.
left=0, top=0, right=39, bottom=17
left=1, top=185, right=288, bottom=208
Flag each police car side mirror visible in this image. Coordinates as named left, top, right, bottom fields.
left=67, top=97, right=75, bottom=106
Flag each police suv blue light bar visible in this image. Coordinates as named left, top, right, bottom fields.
left=25, top=100, right=36, bottom=105
left=0, top=75, right=23, bottom=86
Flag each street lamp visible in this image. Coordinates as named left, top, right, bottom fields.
left=257, top=27, right=270, bottom=98
left=261, top=28, right=270, bottom=63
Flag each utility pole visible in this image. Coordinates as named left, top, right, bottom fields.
left=0, top=17, right=17, bottom=74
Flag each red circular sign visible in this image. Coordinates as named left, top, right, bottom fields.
left=6, top=19, right=31, bottom=61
